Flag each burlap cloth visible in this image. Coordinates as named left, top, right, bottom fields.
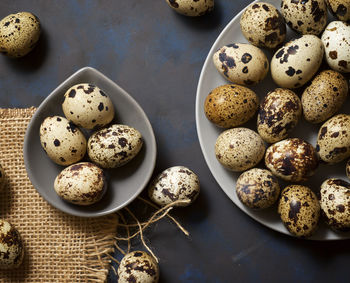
left=0, top=108, right=118, bottom=282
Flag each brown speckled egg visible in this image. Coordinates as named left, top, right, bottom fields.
left=118, top=251, right=159, bottom=283
left=88, top=124, right=143, bottom=168
left=213, top=43, right=269, bottom=86
left=327, top=0, right=350, bottom=21
left=62, top=83, right=115, bottom=130
left=215, top=128, right=265, bottom=172
left=204, top=84, right=259, bottom=128
left=281, top=0, right=327, bottom=35
left=39, top=116, right=87, bottom=166
left=240, top=2, right=286, bottom=49
left=257, top=88, right=302, bottom=143
left=321, top=21, right=350, bottom=73
left=265, top=138, right=319, bottom=182
left=0, top=220, right=24, bottom=269
left=302, top=70, right=348, bottom=124
left=278, top=185, right=320, bottom=237
left=0, top=12, right=40, bottom=57
left=271, top=35, right=324, bottom=89
left=320, top=178, right=350, bottom=231
left=165, top=0, right=214, bottom=17
left=148, top=166, right=200, bottom=207
left=316, top=114, right=350, bottom=164
left=236, top=168, right=280, bottom=209
left=54, top=162, right=106, bottom=206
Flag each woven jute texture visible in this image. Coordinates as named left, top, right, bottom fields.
left=0, top=108, right=118, bottom=282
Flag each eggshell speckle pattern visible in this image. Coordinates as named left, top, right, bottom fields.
left=39, top=116, right=87, bottom=166
left=302, top=70, right=348, bottom=124
left=165, top=0, right=214, bottom=17
left=236, top=168, right=280, bottom=209
left=88, top=124, right=143, bottom=168
left=213, top=43, right=269, bottom=86
left=0, top=219, right=24, bottom=269
left=54, top=162, right=106, bottom=206
left=148, top=166, right=200, bottom=207
left=316, top=114, right=350, bottom=164
left=281, top=0, right=327, bottom=35
left=0, top=12, right=40, bottom=57
left=320, top=178, right=350, bottom=231
left=204, top=84, right=259, bottom=128
left=215, top=128, right=266, bottom=172
left=257, top=88, right=302, bottom=143
left=271, top=35, right=324, bottom=88
left=240, top=2, right=286, bottom=49
left=118, top=251, right=159, bottom=283
left=327, top=0, right=350, bottom=21
left=265, top=138, right=319, bottom=182
left=278, top=185, right=320, bottom=237
left=62, top=83, right=115, bottom=130
left=321, top=21, right=350, bottom=73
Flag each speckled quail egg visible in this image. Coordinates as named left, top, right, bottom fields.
left=320, top=178, right=350, bottom=231
left=316, top=114, right=350, bottom=164
left=213, top=43, right=269, bottom=86
left=321, top=21, right=350, bottom=73
left=165, top=0, right=214, bottom=16
left=54, top=162, right=106, bottom=206
left=0, top=164, right=5, bottom=190
left=215, top=128, right=265, bottom=172
left=302, top=70, right=348, bottom=124
left=240, top=2, right=286, bottom=49
left=281, top=0, right=327, bottom=35
left=271, top=35, right=324, bottom=88
left=148, top=166, right=200, bottom=207
left=278, top=185, right=320, bottom=237
left=265, top=138, right=319, bottom=182
left=62, top=83, right=115, bottom=130
left=257, top=88, right=302, bottom=143
left=0, top=12, right=40, bottom=57
left=204, top=84, right=259, bottom=128
left=236, top=168, right=280, bottom=209
left=39, top=116, right=87, bottom=166
left=326, top=0, right=350, bottom=21
left=118, top=251, right=159, bottom=283
left=0, top=219, right=24, bottom=269
left=88, top=124, right=143, bottom=168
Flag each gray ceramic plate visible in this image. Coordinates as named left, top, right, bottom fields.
left=24, top=67, right=157, bottom=217
left=196, top=0, right=350, bottom=240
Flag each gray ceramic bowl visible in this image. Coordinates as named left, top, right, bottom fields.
left=23, top=67, right=157, bottom=217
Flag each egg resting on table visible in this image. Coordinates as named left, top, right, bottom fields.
left=165, top=0, right=214, bottom=16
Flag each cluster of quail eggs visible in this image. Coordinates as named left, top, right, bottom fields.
left=39, top=83, right=144, bottom=206
left=204, top=0, right=350, bottom=238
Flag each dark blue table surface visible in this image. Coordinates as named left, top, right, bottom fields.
left=0, top=1, right=349, bottom=282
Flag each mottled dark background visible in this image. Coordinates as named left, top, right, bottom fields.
left=0, top=1, right=349, bottom=282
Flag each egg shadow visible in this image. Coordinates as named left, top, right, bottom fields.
left=2, top=27, right=49, bottom=73
left=0, top=174, right=13, bottom=216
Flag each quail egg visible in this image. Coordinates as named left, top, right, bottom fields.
left=215, top=128, right=266, bottom=172
left=320, top=178, right=350, bottom=231
left=236, top=168, right=280, bottom=209
left=302, top=70, right=348, bottom=124
left=0, top=219, right=24, bottom=269
left=62, top=83, right=115, bottom=130
left=204, top=84, right=259, bottom=128
left=54, top=162, right=106, bottom=206
left=326, top=0, right=350, bottom=21
left=316, top=114, right=350, bottom=164
left=257, top=88, right=302, bottom=143
left=271, top=35, right=324, bottom=88
left=278, top=185, right=320, bottom=237
left=0, top=12, right=40, bottom=57
left=39, top=116, right=87, bottom=166
left=118, top=251, right=159, bottom=283
left=88, top=124, right=143, bottom=168
left=148, top=166, right=200, bottom=207
left=213, top=43, right=269, bottom=86
left=165, top=0, right=214, bottom=16
left=265, top=138, right=319, bottom=182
